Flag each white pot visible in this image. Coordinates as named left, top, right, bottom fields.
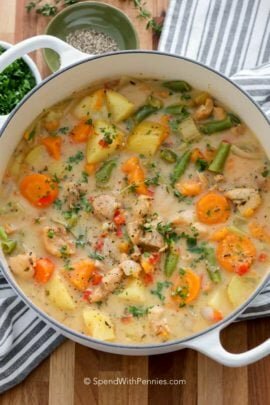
left=0, top=35, right=269, bottom=366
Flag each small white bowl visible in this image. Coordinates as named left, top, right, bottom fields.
left=0, top=40, right=42, bottom=128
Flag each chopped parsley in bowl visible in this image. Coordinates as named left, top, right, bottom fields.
left=0, top=45, right=37, bottom=115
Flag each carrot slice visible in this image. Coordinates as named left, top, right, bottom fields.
left=122, top=156, right=149, bottom=195
left=209, top=227, right=229, bottom=241
left=20, top=173, right=59, bottom=208
left=70, top=121, right=94, bottom=143
left=196, top=191, right=230, bottom=224
left=171, top=269, right=201, bottom=305
left=42, top=136, right=62, bottom=160
left=176, top=180, right=202, bottom=197
left=34, top=258, right=55, bottom=284
left=66, top=259, right=96, bottom=291
left=84, top=163, right=96, bottom=175
left=216, top=232, right=256, bottom=273
left=191, top=148, right=205, bottom=163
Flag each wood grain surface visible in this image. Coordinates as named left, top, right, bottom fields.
left=0, top=1, right=269, bottom=404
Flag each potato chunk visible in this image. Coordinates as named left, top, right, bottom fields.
left=118, top=279, right=146, bottom=303
left=227, top=275, right=258, bottom=308
left=127, top=121, right=165, bottom=156
left=73, top=89, right=107, bottom=120
left=83, top=308, right=115, bottom=341
left=47, top=275, right=75, bottom=311
left=86, top=120, right=123, bottom=164
left=106, top=90, right=134, bottom=122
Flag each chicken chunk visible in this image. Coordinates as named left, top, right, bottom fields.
left=148, top=305, right=170, bottom=339
left=92, top=195, right=119, bottom=220
left=119, top=260, right=142, bottom=277
left=139, top=230, right=165, bottom=251
left=133, top=195, right=152, bottom=218
left=126, top=220, right=141, bottom=245
left=194, top=98, right=214, bottom=121
left=171, top=209, right=195, bottom=226
left=9, top=252, right=36, bottom=280
left=224, top=188, right=261, bottom=217
left=63, top=182, right=87, bottom=209
left=88, top=267, right=124, bottom=303
left=42, top=225, right=76, bottom=257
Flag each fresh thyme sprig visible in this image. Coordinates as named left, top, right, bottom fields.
left=132, top=0, right=163, bottom=34
left=26, top=0, right=78, bottom=17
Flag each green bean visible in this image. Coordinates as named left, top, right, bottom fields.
left=164, top=104, right=185, bottom=115
left=208, top=141, right=231, bottom=173
left=204, top=246, right=221, bottom=283
left=206, top=267, right=221, bottom=283
left=199, top=115, right=238, bottom=134
left=147, top=95, right=163, bottom=109
left=228, top=112, right=241, bottom=124
left=2, top=240, right=17, bottom=254
left=133, top=105, right=159, bottom=124
left=170, top=150, right=191, bottom=185
left=160, top=149, right=177, bottom=163
left=0, top=226, right=8, bottom=241
left=164, top=247, right=179, bottom=277
left=95, top=160, right=117, bottom=185
left=163, top=80, right=192, bottom=92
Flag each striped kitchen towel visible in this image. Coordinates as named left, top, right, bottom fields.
left=159, top=0, right=270, bottom=319
left=1, top=0, right=270, bottom=395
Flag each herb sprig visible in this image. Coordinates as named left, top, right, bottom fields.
left=26, top=0, right=78, bottom=16
left=132, top=0, right=163, bottom=34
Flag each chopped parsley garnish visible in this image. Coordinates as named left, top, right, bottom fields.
left=157, top=222, right=179, bottom=245
left=66, top=151, right=84, bottom=167
left=52, top=173, right=61, bottom=183
left=53, top=198, right=63, bottom=210
left=127, top=306, right=150, bottom=318
left=173, top=189, right=189, bottom=202
left=63, top=258, right=74, bottom=271
left=261, top=168, right=270, bottom=177
left=151, top=281, right=172, bottom=301
left=195, top=158, right=208, bottom=172
left=0, top=46, right=36, bottom=115
left=76, top=234, right=86, bottom=248
left=58, top=126, right=69, bottom=134
left=144, top=173, right=160, bottom=186
left=88, top=252, right=105, bottom=261
left=59, top=245, right=69, bottom=259
left=47, top=229, right=55, bottom=239
left=81, top=171, right=89, bottom=183
left=100, top=126, right=117, bottom=145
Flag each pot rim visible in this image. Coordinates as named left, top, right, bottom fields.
left=0, top=49, right=269, bottom=349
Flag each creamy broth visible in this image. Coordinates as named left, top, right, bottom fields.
left=0, top=77, right=269, bottom=344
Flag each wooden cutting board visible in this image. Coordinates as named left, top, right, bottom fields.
left=0, top=1, right=269, bottom=404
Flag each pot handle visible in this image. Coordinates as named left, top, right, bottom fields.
left=0, top=35, right=88, bottom=75
left=185, top=325, right=270, bottom=367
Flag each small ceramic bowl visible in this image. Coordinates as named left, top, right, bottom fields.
left=44, top=1, right=140, bottom=72
left=0, top=40, right=42, bottom=127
